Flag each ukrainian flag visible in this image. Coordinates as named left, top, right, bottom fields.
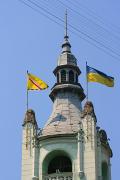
left=86, top=65, right=114, bottom=87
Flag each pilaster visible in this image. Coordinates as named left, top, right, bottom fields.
left=21, top=109, right=38, bottom=180
left=77, top=122, right=85, bottom=180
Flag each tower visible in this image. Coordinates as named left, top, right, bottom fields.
left=21, top=13, right=112, bottom=180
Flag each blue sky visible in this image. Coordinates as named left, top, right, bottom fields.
left=0, top=0, right=120, bottom=179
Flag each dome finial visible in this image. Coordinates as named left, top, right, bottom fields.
left=62, top=10, right=71, bottom=53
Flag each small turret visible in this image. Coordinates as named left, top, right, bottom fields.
left=49, top=12, right=85, bottom=102
left=21, top=109, right=39, bottom=180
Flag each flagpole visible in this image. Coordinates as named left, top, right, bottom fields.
left=86, top=61, right=88, bottom=101
left=27, top=70, right=29, bottom=110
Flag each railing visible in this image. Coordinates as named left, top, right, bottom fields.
left=43, top=172, right=72, bottom=180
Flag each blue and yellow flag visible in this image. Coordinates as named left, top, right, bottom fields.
left=86, top=65, right=114, bottom=87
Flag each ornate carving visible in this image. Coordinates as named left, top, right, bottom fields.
left=23, top=109, right=37, bottom=126
left=78, top=128, right=84, bottom=143
left=99, top=129, right=113, bottom=157
left=81, top=101, right=96, bottom=119
left=99, top=129, right=107, bottom=143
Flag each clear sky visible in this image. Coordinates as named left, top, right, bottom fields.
left=0, top=0, right=120, bottom=179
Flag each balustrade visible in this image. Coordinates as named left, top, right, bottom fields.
left=43, top=172, right=72, bottom=180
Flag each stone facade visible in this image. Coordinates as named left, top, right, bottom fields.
left=21, top=104, right=112, bottom=180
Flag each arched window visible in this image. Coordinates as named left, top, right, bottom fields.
left=69, top=70, right=74, bottom=83
left=75, top=73, right=78, bottom=83
left=61, top=70, right=66, bottom=83
left=48, top=156, right=72, bottom=174
left=102, top=162, right=108, bottom=180
left=57, top=73, right=59, bottom=83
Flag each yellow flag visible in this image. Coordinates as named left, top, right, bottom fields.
left=27, top=72, right=48, bottom=90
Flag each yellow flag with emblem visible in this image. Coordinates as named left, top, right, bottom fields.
left=27, top=72, right=48, bottom=90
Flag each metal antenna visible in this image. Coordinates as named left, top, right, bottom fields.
left=65, top=10, right=68, bottom=38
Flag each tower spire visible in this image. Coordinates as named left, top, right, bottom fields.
left=62, top=10, right=71, bottom=53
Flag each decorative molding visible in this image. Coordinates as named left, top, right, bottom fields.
left=23, top=109, right=38, bottom=127
left=32, top=177, right=39, bottom=180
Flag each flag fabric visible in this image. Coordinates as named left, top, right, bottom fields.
left=86, top=65, right=114, bottom=87
left=27, top=72, right=48, bottom=90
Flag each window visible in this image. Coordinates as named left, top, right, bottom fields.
left=75, top=74, right=78, bottom=83
left=61, top=70, right=66, bottom=83
left=48, top=156, right=72, bottom=174
left=57, top=73, right=59, bottom=83
left=69, top=70, right=74, bottom=83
